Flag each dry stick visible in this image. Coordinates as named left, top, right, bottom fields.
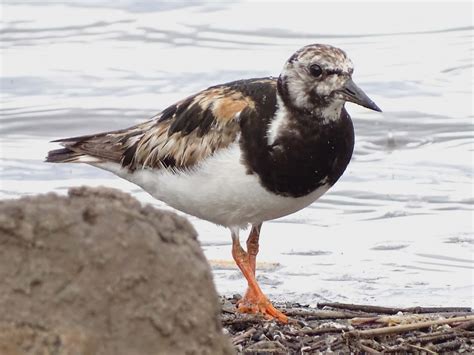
left=416, top=331, right=456, bottom=344
left=222, top=316, right=261, bottom=327
left=358, top=343, right=382, bottom=354
left=457, top=330, right=474, bottom=337
left=351, top=312, right=474, bottom=327
left=361, top=338, right=384, bottom=349
left=431, top=339, right=462, bottom=352
left=330, top=338, right=345, bottom=351
left=383, top=345, right=412, bottom=353
left=406, top=344, right=437, bottom=355
left=284, top=309, right=374, bottom=319
left=318, top=302, right=472, bottom=314
left=455, top=319, right=474, bottom=330
left=232, top=328, right=256, bottom=345
left=346, top=315, right=474, bottom=337
left=299, top=326, right=351, bottom=336
left=306, top=337, right=331, bottom=352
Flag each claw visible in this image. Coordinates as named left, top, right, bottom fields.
left=237, top=291, right=288, bottom=323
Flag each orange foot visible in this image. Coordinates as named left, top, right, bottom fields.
left=231, top=225, right=288, bottom=323
left=237, top=287, right=288, bottom=323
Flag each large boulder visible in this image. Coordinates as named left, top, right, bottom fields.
left=0, top=187, right=233, bottom=355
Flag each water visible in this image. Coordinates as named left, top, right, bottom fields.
left=1, top=1, right=473, bottom=308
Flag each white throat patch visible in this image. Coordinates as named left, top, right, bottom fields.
left=267, top=94, right=344, bottom=145
left=319, top=100, right=344, bottom=124
left=267, top=94, right=288, bottom=145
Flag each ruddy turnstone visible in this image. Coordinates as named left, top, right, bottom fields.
left=47, top=44, right=381, bottom=323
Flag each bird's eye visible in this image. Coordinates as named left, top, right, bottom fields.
left=309, top=64, right=323, bottom=78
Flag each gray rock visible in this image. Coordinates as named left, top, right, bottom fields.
left=0, top=186, right=234, bottom=355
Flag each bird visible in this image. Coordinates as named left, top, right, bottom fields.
left=47, top=43, right=381, bottom=323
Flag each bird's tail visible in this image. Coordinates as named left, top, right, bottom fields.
left=45, top=132, right=120, bottom=164
left=45, top=118, right=151, bottom=166
left=45, top=147, right=85, bottom=163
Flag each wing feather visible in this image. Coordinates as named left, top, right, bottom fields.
left=47, top=80, right=267, bottom=171
left=122, top=84, right=260, bottom=170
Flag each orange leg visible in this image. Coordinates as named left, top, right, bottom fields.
left=239, top=224, right=261, bottom=310
left=246, top=224, right=261, bottom=275
left=231, top=225, right=288, bottom=323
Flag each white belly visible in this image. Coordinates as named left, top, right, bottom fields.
left=98, top=143, right=330, bottom=228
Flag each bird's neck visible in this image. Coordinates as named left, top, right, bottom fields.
left=267, top=90, right=344, bottom=146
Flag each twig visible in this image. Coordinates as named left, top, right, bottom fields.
left=360, top=338, right=385, bottom=352
left=232, top=328, right=256, bottom=345
left=406, top=344, right=438, bottom=354
left=304, top=338, right=330, bottom=352
left=431, top=339, right=462, bottom=352
left=346, top=315, right=474, bottom=337
left=456, top=329, right=474, bottom=338
left=351, top=313, right=441, bottom=327
left=284, top=309, right=374, bottom=319
left=318, top=302, right=472, bottom=315
left=359, top=343, right=382, bottom=354
left=416, top=330, right=456, bottom=344
left=454, top=319, right=474, bottom=330
left=351, top=313, right=459, bottom=327
left=425, top=311, right=474, bottom=318
left=298, top=326, right=350, bottom=336
left=330, top=338, right=345, bottom=351
left=382, top=345, right=411, bottom=353
left=245, top=339, right=286, bottom=352
left=222, top=316, right=261, bottom=327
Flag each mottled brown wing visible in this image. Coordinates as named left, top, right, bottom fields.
left=49, top=81, right=265, bottom=171
left=121, top=84, right=259, bottom=171
left=48, top=78, right=278, bottom=170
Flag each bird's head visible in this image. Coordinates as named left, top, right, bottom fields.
left=277, top=44, right=381, bottom=117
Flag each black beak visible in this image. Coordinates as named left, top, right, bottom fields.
left=339, top=79, right=382, bottom=112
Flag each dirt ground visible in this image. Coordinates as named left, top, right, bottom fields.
left=0, top=187, right=233, bottom=355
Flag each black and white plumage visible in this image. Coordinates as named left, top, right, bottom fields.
left=47, top=43, right=381, bottom=322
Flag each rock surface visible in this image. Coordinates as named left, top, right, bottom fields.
left=0, top=187, right=233, bottom=355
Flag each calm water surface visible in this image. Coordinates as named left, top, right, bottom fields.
left=1, top=1, right=473, bottom=307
